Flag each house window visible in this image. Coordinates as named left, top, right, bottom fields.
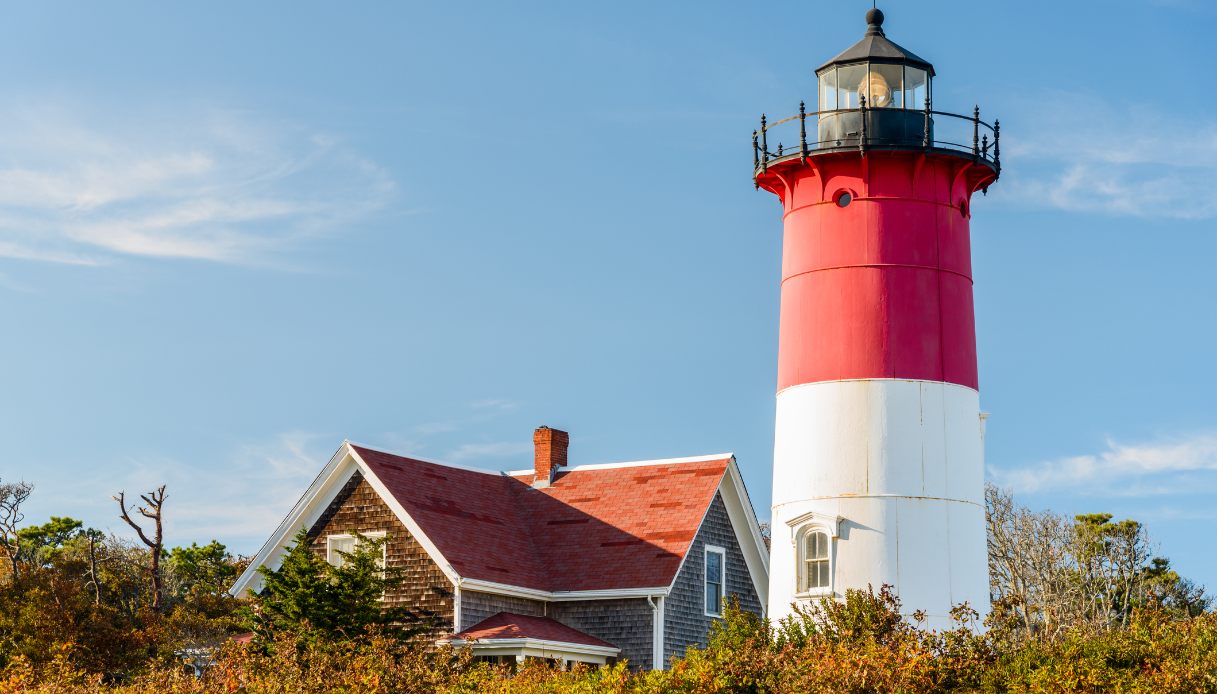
left=704, top=545, right=726, bottom=616
left=325, top=532, right=387, bottom=569
left=798, top=528, right=832, bottom=594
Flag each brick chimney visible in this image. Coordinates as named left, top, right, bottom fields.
left=532, top=426, right=569, bottom=489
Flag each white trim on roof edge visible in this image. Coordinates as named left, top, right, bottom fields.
left=230, top=441, right=462, bottom=597
left=230, top=442, right=355, bottom=596
left=503, top=452, right=735, bottom=477
left=437, top=637, right=620, bottom=659
left=660, top=457, right=770, bottom=615
left=230, top=442, right=767, bottom=610
left=721, top=458, right=771, bottom=613
left=460, top=578, right=670, bottom=602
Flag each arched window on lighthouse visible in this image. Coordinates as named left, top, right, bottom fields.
left=800, top=530, right=831, bottom=592
left=788, top=512, right=840, bottom=597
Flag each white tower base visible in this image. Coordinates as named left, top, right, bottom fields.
left=768, top=379, right=989, bottom=630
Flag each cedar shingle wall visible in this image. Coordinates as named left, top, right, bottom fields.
left=549, top=598, right=654, bottom=670
left=663, top=492, right=763, bottom=663
left=459, top=591, right=546, bottom=631
left=306, top=471, right=454, bottom=642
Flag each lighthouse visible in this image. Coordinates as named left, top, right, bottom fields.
left=754, top=9, right=1000, bottom=627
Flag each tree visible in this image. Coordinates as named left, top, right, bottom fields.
left=114, top=485, right=166, bottom=611
left=986, top=484, right=1209, bottom=642
left=0, top=479, right=34, bottom=580
left=16, top=516, right=83, bottom=568
left=166, top=541, right=238, bottom=600
left=250, top=528, right=430, bottom=644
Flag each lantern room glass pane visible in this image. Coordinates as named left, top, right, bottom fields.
left=836, top=64, right=866, bottom=109
left=865, top=63, right=903, bottom=109
left=905, top=67, right=928, bottom=110
left=819, top=68, right=838, bottom=112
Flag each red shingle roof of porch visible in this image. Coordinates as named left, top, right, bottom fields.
left=443, top=612, right=616, bottom=650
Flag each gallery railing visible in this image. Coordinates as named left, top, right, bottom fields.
left=752, top=99, right=999, bottom=181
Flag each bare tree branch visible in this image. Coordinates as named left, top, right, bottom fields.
left=113, top=485, right=166, bottom=611
left=0, top=479, right=34, bottom=580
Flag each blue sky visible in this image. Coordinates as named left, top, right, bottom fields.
left=2, top=1, right=1216, bottom=589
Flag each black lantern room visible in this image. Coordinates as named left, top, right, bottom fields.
left=750, top=8, right=999, bottom=181
left=816, top=9, right=934, bottom=148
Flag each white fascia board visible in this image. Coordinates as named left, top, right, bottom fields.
left=346, top=445, right=461, bottom=585
left=459, top=578, right=669, bottom=602
left=719, top=458, right=771, bottom=611
left=657, top=457, right=770, bottom=611
left=560, top=452, right=735, bottom=473
left=504, top=453, right=738, bottom=477
left=231, top=441, right=465, bottom=597
left=438, top=637, right=620, bottom=659
left=230, top=442, right=356, bottom=596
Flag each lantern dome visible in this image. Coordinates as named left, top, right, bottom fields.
left=814, top=9, right=934, bottom=147
left=816, top=9, right=934, bottom=77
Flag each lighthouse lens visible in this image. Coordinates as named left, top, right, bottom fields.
left=863, top=65, right=904, bottom=109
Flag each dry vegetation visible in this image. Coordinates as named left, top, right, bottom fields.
left=0, top=478, right=1212, bottom=693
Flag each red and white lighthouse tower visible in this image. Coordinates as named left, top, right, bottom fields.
left=755, top=9, right=1000, bottom=626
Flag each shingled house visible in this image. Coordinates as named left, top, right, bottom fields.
left=231, top=427, right=769, bottom=670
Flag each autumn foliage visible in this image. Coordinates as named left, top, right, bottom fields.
left=2, top=586, right=1216, bottom=693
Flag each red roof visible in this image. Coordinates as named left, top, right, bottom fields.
left=351, top=444, right=730, bottom=593
left=445, top=612, right=616, bottom=649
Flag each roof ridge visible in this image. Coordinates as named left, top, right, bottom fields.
left=346, top=441, right=510, bottom=477
left=548, top=452, right=734, bottom=474
left=503, top=453, right=734, bottom=476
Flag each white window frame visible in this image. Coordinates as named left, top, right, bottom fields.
left=704, top=545, right=726, bottom=617
left=325, top=531, right=387, bottom=569
left=794, top=525, right=834, bottom=597
left=786, top=511, right=841, bottom=599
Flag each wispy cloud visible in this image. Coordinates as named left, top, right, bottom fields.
left=997, top=93, right=1217, bottom=220
left=989, top=433, right=1217, bottom=495
left=0, top=100, right=394, bottom=266
left=470, top=398, right=521, bottom=412
left=31, top=431, right=335, bottom=553
left=446, top=441, right=532, bottom=463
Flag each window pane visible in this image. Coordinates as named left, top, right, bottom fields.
left=866, top=63, right=903, bottom=109
left=327, top=536, right=356, bottom=568
left=706, top=550, right=723, bottom=614
left=819, top=69, right=838, bottom=112
left=905, top=68, right=928, bottom=110
left=707, top=551, right=721, bottom=582
left=806, top=531, right=828, bottom=560
left=836, top=65, right=866, bottom=109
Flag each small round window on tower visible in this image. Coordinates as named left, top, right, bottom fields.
left=836, top=192, right=852, bottom=207
left=959, top=200, right=968, bottom=218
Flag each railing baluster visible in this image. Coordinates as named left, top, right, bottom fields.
left=799, top=101, right=808, bottom=160
left=972, top=105, right=980, bottom=160
left=993, top=119, right=1001, bottom=176
left=760, top=114, right=768, bottom=173
left=859, top=95, right=868, bottom=156
left=753, top=129, right=759, bottom=172
left=923, top=97, right=931, bottom=150
left=982, top=134, right=989, bottom=158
